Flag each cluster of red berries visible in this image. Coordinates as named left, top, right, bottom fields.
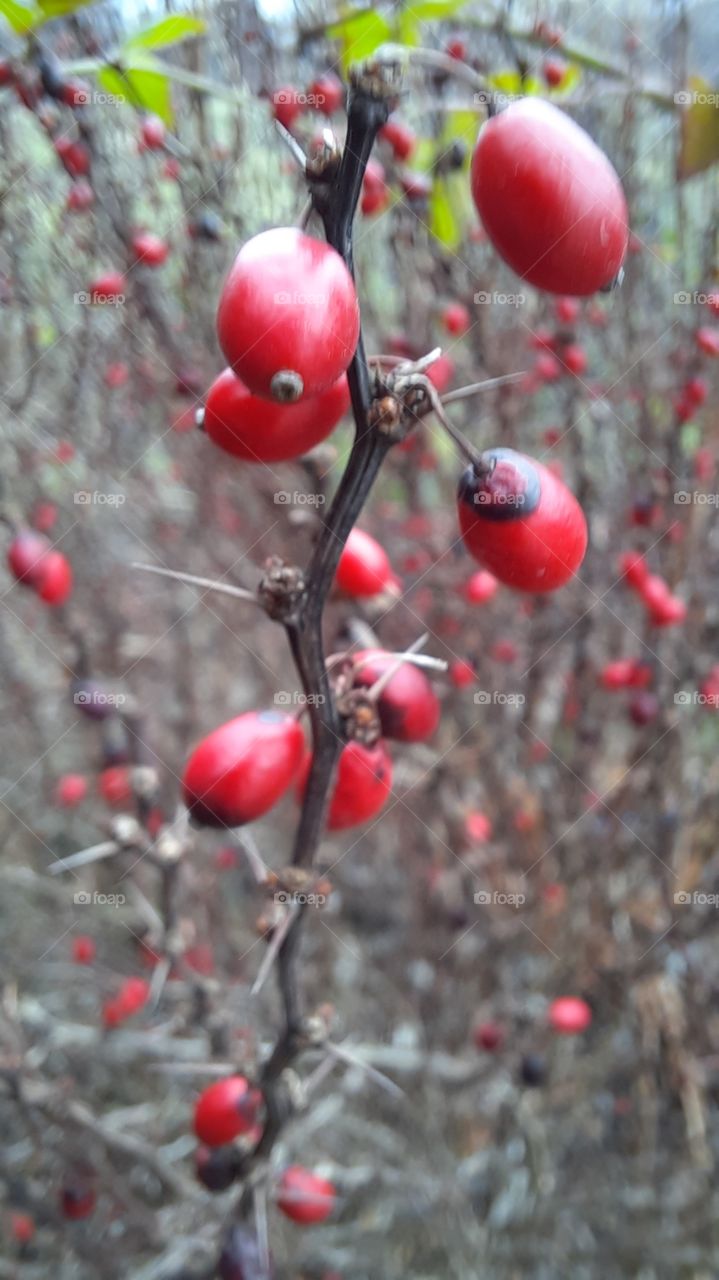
left=7, top=530, right=73, bottom=606
left=618, top=551, right=686, bottom=627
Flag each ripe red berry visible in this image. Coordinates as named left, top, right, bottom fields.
left=183, top=710, right=304, bottom=828
left=441, top=301, right=471, bottom=336
left=618, top=549, right=648, bottom=589
left=7, top=530, right=50, bottom=586
left=301, top=740, right=392, bottom=831
left=471, top=99, right=628, bottom=295
left=543, top=57, right=567, bottom=88
left=272, top=87, right=301, bottom=130
left=72, top=934, right=96, bottom=964
left=426, top=353, right=455, bottom=393
left=98, top=765, right=133, bottom=807
left=684, top=375, right=708, bottom=407
left=55, top=773, right=88, bottom=807
left=696, top=326, right=719, bottom=357
left=217, top=228, right=359, bottom=403
left=351, top=649, right=440, bottom=742
left=131, top=231, right=168, bottom=267
left=67, top=178, right=94, bottom=211
left=548, top=996, right=592, bottom=1035
left=336, top=528, right=394, bottom=598
left=89, top=271, right=125, bottom=302
left=457, top=448, right=588, bottom=592
left=555, top=296, right=580, bottom=325
left=473, top=1021, right=504, bottom=1052
left=379, top=118, right=416, bottom=161
left=9, top=1211, right=35, bottom=1244
left=37, top=551, right=72, bottom=605
left=600, top=659, right=651, bottom=690
left=534, top=352, right=562, bottom=382
left=465, top=810, right=492, bottom=843
left=464, top=569, right=499, bottom=604
left=140, top=114, right=166, bottom=149
left=60, top=1184, right=96, bottom=1220
left=361, top=158, right=390, bottom=216
left=449, top=658, right=476, bottom=688
left=561, top=343, right=588, bottom=376
left=194, top=1076, right=260, bottom=1147
left=55, top=137, right=90, bottom=177
left=445, top=37, right=467, bottom=61
left=277, top=1165, right=336, bottom=1225
left=204, top=368, right=349, bottom=463
left=307, top=72, right=344, bottom=115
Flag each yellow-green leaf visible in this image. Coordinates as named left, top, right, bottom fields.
left=96, top=60, right=173, bottom=125
left=677, top=76, right=719, bottom=180
left=0, top=0, right=38, bottom=33
left=430, top=178, right=460, bottom=250
left=124, top=14, right=206, bottom=53
left=36, top=0, right=96, bottom=18
left=327, top=9, right=392, bottom=73
left=403, top=0, right=468, bottom=19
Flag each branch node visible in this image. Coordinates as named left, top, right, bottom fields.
left=258, top=557, right=306, bottom=623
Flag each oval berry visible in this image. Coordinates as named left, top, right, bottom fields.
left=336, top=528, right=394, bottom=598
left=7, top=530, right=50, bottom=586
left=326, top=740, right=393, bottom=830
left=548, top=995, right=592, bottom=1034
left=471, top=99, right=628, bottom=295
left=277, top=1165, right=336, bottom=1225
left=204, top=368, right=349, bottom=463
left=37, top=551, right=73, bottom=605
left=194, top=1076, right=260, bottom=1147
left=183, top=710, right=304, bottom=828
left=351, top=649, right=440, bottom=742
left=217, top=228, right=359, bottom=403
left=457, top=447, right=587, bottom=592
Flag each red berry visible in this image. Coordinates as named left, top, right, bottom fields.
left=457, top=448, right=588, bottom=592
left=300, top=740, right=392, bottom=831
left=465, top=810, right=492, bottom=842
left=32, top=502, right=58, bottom=533
left=272, top=87, right=301, bottom=130
left=473, top=1021, right=504, bottom=1051
left=441, top=301, right=471, bottom=336
left=183, top=710, right=304, bottom=828
left=89, top=271, right=125, bottom=303
left=37, top=551, right=72, bottom=605
left=600, top=659, right=651, bottom=690
left=464, top=569, right=499, bottom=604
left=548, top=996, right=592, bottom=1035
left=399, top=171, right=431, bottom=201
left=351, top=649, right=440, bottom=742
left=98, top=765, right=133, bottom=807
left=696, top=326, right=719, bottom=357
left=449, top=659, right=476, bottom=688
left=140, top=114, right=166, bottom=149
left=55, top=773, right=88, bottom=807
left=60, top=1184, right=95, bottom=1220
left=307, top=72, right=344, bottom=116
left=561, top=343, right=588, bottom=376
left=55, top=137, right=90, bottom=177
left=104, top=361, right=129, bottom=389
left=131, top=231, right=168, bottom=267
left=534, top=352, right=562, bottom=381
left=445, top=38, right=467, bottom=61
left=426, top=353, right=455, bottom=393
left=648, top=593, right=686, bottom=627
left=61, top=79, right=90, bottom=108
left=361, top=159, right=389, bottom=216
left=67, top=178, right=94, bottom=211
left=72, top=934, right=96, bottom=964
left=194, top=1076, right=260, bottom=1147
left=336, top=528, right=394, bottom=598
left=543, top=57, right=567, bottom=88
left=555, top=296, right=580, bottom=325
left=217, top=229, right=359, bottom=402
left=0, top=60, right=15, bottom=88
left=471, top=99, right=628, bottom=295
left=379, top=118, right=416, bottom=161
left=162, top=157, right=181, bottom=180
left=9, top=1211, right=35, bottom=1244
left=684, top=375, right=708, bottom=407
left=618, top=549, right=648, bottom=589
left=7, top=531, right=50, bottom=586
left=277, top=1165, right=336, bottom=1225
left=204, top=368, right=349, bottom=463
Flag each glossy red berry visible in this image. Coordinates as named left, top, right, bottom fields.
left=471, top=99, right=628, bottom=295
left=618, top=549, right=648, bottom=589
left=277, top=1165, right=336, bottom=1225
left=379, top=118, right=416, bottom=161
left=67, top=178, right=94, bottom=211
left=72, top=934, right=96, bottom=964
left=37, top=551, right=72, bottom=605
left=55, top=773, right=88, bottom=807
left=194, top=1076, right=260, bottom=1147
left=463, top=569, right=499, bottom=604
left=336, top=529, right=394, bottom=598
left=55, top=137, right=90, bottom=177
left=7, top=531, right=50, bottom=586
left=361, top=159, right=390, bottom=216
left=131, top=231, right=168, bottom=267
left=217, top=228, right=359, bottom=403
left=473, top=1020, right=504, bottom=1051
left=300, top=740, right=392, bottom=831
left=307, top=72, right=344, bottom=115
left=426, top=353, right=455, bottom=393
left=696, top=326, right=719, bottom=357
left=89, top=271, right=125, bottom=302
left=183, top=710, right=304, bottom=828
left=548, top=996, right=592, bottom=1034
left=351, top=649, right=440, bottom=742
left=457, top=447, right=588, bottom=592
left=449, top=658, right=476, bottom=688
left=272, top=86, right=301, bottom=130
left=600, top=660, right=652, bottom=690
left=441, top=301, right=471, bottom=336
left=465, top=810, right=492, bottom=843
left=98, top=765, right=133, bottom=807
left=543, top=57, right=567, bottom=88
left=204, top=368, right=349, bottom=463
left=140, top=114, right=166, bottom=149
left=561, top=343, right=588, bottom=376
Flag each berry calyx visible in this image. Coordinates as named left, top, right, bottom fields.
left=457, top=447, right=588, bottom=592
left=204, top=368, right=349, bottom=463
left=471, top=99, right=628, bottom=295
left=548, top=996, right=592, bottom=1034
left=217, top=228, right=359, bottom=402
left=336, top=528, right=394, bottom=598
left=194, top=1076, right=261, bottom=1147
left=182, top=710, right=305, bottom=828
left=276, top=1165, right=336, bottom=1224
left=350, top=649, right=440, bottom=742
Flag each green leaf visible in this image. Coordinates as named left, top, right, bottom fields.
left=124, top=14, right=206, bottom=52
left=681, top=423, right=701, bottom=453
left=677, top=76, right=719, bottom=180
left=36, top=0, right=96, bottom=18
left=327, top=9, right=392, bottom=72
left=0, top=0, right=38, bottom=34
left=96, top=60, right=173, bottom=125
left=429, top=178, right=460, bottom=250
left=402, top=0, right=468, bottom=19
